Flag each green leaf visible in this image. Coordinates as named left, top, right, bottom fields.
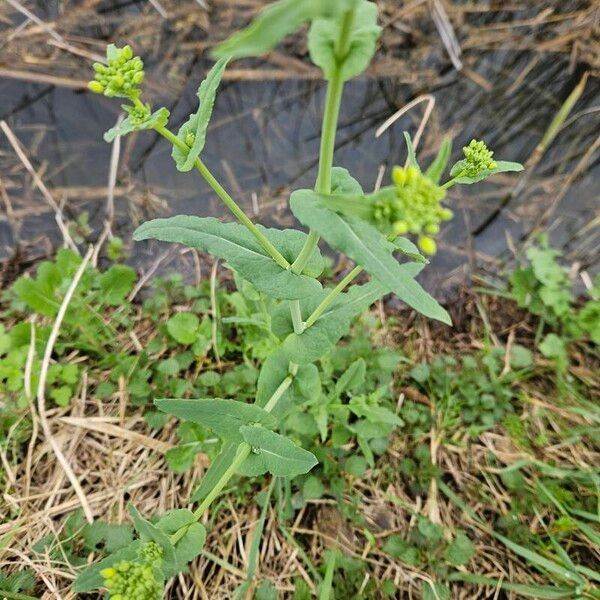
left=425, top=137, right=452, bottom=184
left=239, top=425, right=318, bottom=477
left=172, top=58, right=228, bottom=172
left=212, top=0, right=357, bottom=60
left=331, top=166, right=363, bottom=194
left=134, top=216, right=323, bottom=300
left=444, top=531, right=475, bottom=566
left=191, top=441, right=238, bottom=502
left=308, top=0, right=381, bottom=81
left=98, top=265, right=136, bottom=305
left=449, top=159, right=524, bottom=184
left=282, top=281, right=387, bottom=364
left=167, top=312, right=200, bottom=345
left=104, top=107, right=169, bottom=142
left=83, top=521, right=133, bottom=553
left=302, top=475, right=325, bottom=499
left=156, top=509, right=207, bottom=573
left=73, top=540, right=142, bottom=593
left=128, top=504, right=177, bottom=572
left=421, top=581, right=450, bottom=600
left=391, top=236, right=427, bottom=263
left=403, top=132, right=421, bottom=172
left=290, top=191, right=450, bottom=324
left=155, top=398, right=277, bottom=441
left=255, top=350, right=293, bottom=410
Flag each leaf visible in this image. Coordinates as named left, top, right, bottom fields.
left=73, top=540, right=142, bottom=592
left=166, top=312, right=200, bottom=345
left=308, top=0, right=381, bottom=81
left=282, top=281, right=387, bottom=364
left=290, top=191, right=451, bottom=324
left=156, top=509, right=207, bottom=572
left=155, top=398, right=277, bottom=441
left=98, top=265, right=136, bottom=305
left=421, top=581, right=450, bottom=600
left=331, top=166, right=363, bottom=194
left=255, top=351, right=289, bottom=400
left=444, top=531, right=475, bottom=566
left=403, top=132, right=421, bottom=172
left=425, top=137, right=452, bottom=184
left=83, top=521, right=133, bottom=553
left=449, top=159, right=524, bottom=184
left=172, top=58, right=228, bottom=171
left=302, top=475, right=325, bottom=499
left=335, top=358, right=366, bottom=395
left=239, top=425, right=318, bottom=477
left=128, top=504, right=177, bottom=572
left=212, top=0, right=357, bottom=60
left=391, top=236, right=427, bottom=263
left=191, top=441, right=239, bottom=502
left=104, top=107, right=169, bottom=142
left=134, top=216, right=323, bottom=300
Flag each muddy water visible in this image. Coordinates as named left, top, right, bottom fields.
left=1, top=54, right=598, bottom=295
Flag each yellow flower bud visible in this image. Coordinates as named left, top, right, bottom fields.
left=418, top=236, right=437, bottom=255
left=100, top=567, right=116, bottom=578
left=393, top=220, right=409, bottom=235
left=424, top=222, right=440, bottom=235
left=391, top=166, right=406, bottom=186
left=88, top=80, right=105, bottom=94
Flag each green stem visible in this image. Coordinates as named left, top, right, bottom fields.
left=154, top=125, right=289, bottom=270
left=169, top=375, right=294, bottom=544
left=289, top=300, right=306, bottom=335
left=290, top=9, right=355, bottom=276
left=304, top=265, right=363, bottom=328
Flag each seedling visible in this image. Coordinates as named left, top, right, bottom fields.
left=76, top=1, right=523, bottom=595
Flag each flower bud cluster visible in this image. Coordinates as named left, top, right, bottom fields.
left=461, top=139, right=496, bottom=177
left=100, top=543, right=163, bottom=600
left=89, top=45, right=145, bottom=98
left=375, top=166, right=452, bottom=255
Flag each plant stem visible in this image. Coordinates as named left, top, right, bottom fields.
left=305, top=265, right=363, bottom=328
left=190, top=442, right=253, bottom=523
left=290, top=9, right=355, bottom=276
left=169, top=375, right=294, bottom=544
left=154, top=125, right=289, bottom=270
left=290, top=300, right=305, bottom=335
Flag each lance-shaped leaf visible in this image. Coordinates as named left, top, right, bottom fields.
left=281, top=280, right=388, bottom=363
left=155, top=398, right=277, bottom=442
left=403, top=131, right=421, bottom=172
left=104, top=107, right=169, bottom=142
left=239, top=425, right=318, bottom=477
left=449, top=159, right=524, bottom=184
left=172, top=58, right=228, bottom=172
left=308, top=0, right=381, bottom=82
left=134, top=216, right=323, bottom=300
left=212, top=0, right=358, bottom=60
left=290, top=191, right=451, bottom=324
left=425, top=137, right=453, bottom=184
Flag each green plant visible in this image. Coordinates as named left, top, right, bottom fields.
left=509, top=236, right=600, bottom=345
left=77, top=2, right=522, bottom=595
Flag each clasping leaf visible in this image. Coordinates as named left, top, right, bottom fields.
left=239, top=425, right=318, bottom=477
left=172, top=58, right=229, bottom=172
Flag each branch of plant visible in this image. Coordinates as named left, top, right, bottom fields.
left=153, top=124, right=290, bottom=270
left=305, top=265, right=364, bottom=329
left=169, top=374, right=294, bottom=545
left=290, top=8, right=355, bottom=276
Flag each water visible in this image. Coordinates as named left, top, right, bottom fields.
left=1, top=48, right=598, bottom=296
